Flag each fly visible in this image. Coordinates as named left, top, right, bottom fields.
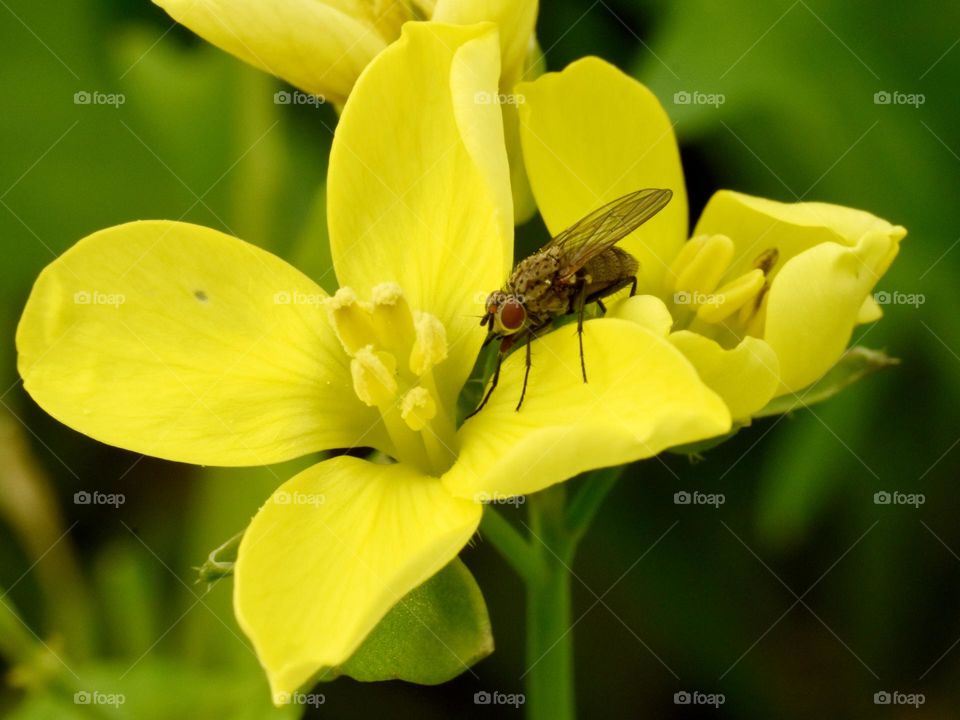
left=467, top=187, right=673, bottom=417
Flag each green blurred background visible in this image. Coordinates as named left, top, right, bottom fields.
left=1, top=0, right=958, bottom=717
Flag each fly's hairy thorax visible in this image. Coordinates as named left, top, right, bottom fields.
left=506, top=248, right=570, bottom=325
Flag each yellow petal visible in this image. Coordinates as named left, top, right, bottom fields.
left=432, top=0, right=538, bottom=89
left=693, top=190, right=906, bottom=281
left=694, top=191, right=905, bottom=392
left=16, top=221, right=382, bottom=466
left=153, top=0, right=391, bottom=105
left=856, top=294, right=884, bottom=324
left=766, top=230, right=902, bottom=392
left=234, top=457, right=481, bottom=696
left=668, top=332, right=779, bottom=420
left=444, top=319, right=730, bottom=499
left=517, top=57, right=687, bottom=291
left=328, top=22, right=512, bottom=412
left=608, top=294, right=673, bottom=337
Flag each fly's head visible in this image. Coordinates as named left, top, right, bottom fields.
left=481, top=290, right=527, bottom=343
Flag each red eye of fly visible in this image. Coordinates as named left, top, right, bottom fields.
left=498, top=299, right=526, bottom=332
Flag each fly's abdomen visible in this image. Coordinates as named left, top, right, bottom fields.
left=582, top=247, right=638, bottom=290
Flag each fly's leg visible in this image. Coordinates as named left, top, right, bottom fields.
left=465, top=347, right=505, bottom=419
left=588, top=275, right=639, bottom=318
left=575, top=281, right=589, bottom=383
left=516, top=335, right=533, bottom=411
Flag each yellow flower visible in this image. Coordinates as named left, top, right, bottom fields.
left=16, top=25, right=729, bottom=696
left=152, top=0, right=541, bottom=220
left=516, top=58, right=906, bottom=420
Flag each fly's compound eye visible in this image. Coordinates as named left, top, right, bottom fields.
left=496, top=298, right=526, bottom=334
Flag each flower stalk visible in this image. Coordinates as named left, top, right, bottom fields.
left=483, top=469, right=624, bottom=720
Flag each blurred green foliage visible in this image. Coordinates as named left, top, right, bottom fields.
left=1, top=0, right=958, bottom=718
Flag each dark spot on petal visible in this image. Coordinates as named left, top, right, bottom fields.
left=194, top=290, right=208, bottom=302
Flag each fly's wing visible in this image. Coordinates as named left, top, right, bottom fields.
left=543, top=188, right=673, bottom=281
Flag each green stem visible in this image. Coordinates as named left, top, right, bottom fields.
left=480, top=507, right=545, bottom=584
left=565, top=467, right=623, bottom=543
left=525, top=484, right=576, bottom=720
left=480, top=471, right=624, bottom=720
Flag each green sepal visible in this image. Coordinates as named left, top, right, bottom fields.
left=320, top=559, right=493, bottom=685
left=754, top=347, right=899, bottom=418
left=195, top=530, right=243, bottom=586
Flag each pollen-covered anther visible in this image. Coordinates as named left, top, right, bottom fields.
left=399, top=386, right=437, bottom=431
left=409, top=312, right=448, bottom=376
left=670, top=234, right=735, bottom=296
left=325, top=287, right=376, bottom=355
left=350, top=345, right=398, bottom=407
left=370, top=282, right=415, bottom=352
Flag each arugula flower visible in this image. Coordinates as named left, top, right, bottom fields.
left=16, top=26, right=729, bottom=696
left=516, top=58, right=906, bottom=420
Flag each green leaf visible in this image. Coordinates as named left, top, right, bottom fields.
left=324, top=559, right=493, bottom=685
left=754, top=347, right=899, bottom=418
